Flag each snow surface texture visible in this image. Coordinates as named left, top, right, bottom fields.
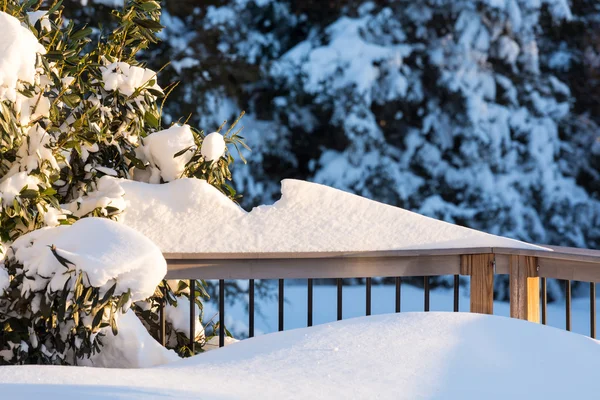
left=0, top=12, right=46, bottom=103
left=117, top=177, right=549, bottom=252
left=203, top=335, right=238, bottom=352
left=0, top=313, right=598, bottom=399
left=10, top=217, right=165, bottom=301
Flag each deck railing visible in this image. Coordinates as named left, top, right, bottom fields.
left=163, top=245, right=600, bottom=349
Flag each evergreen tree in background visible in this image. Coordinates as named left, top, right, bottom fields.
left=65, top=0, right=600, bottom=300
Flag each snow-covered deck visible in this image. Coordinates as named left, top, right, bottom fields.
left=163, top=244, right=600, bottom=344
left=102, top=177, right=600, bottom=344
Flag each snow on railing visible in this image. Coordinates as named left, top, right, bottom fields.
left=164, top=245, right=600, bottom=348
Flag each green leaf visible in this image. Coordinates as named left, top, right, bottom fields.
left=41, top=187, right=58, bottom=196
left=100, top=283, right=117, bottom=305
left=48, top=0, right=64, bottom=14
left=132, top=18, right=164, bottom=30
left=138, top=1, right=161, bottom=12
left=49, top=245, right=76, bottom=269
left=44, top=51, right=64, bottom=61
left=70, top=27, right=94, bottom=41
left=144, top=112, right=159, bottom=129
left=91, top=309, right=104, bottom=330
left=19, top=189, right=38, bottom=199
left=174, top=146, right=193, bottom=158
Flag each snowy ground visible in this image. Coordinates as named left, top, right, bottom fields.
left=205, top=280, right=599, bottom=338
left=0, top=312, right=598, bottom=399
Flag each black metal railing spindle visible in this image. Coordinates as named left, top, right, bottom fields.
left=395, top=277, right=401, bottom=313
left=337, top=278, right=343, bottom=321
left=591, top=282, right=596, bottom=339
left=189, top=279, right=195, bottom=353
left=366, top=277, right=372, bottom=316
left=249, top=279, right=255, bottom=338
left=160, top=285, right=166, bottom=346
left=424, top=276, right=430, bottom=312
left=307, top=279, right=313, bottom=327
left=541, top=277, right=547, bottom=325
left=453, top=275, right=459, bottom=312
left=278, top=279, right=284, bottom=332
left=219, top=279, right=225, bottom=347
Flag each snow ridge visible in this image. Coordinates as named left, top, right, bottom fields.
left=117, top=177, right=549, bottom=253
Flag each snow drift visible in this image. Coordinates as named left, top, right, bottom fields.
left=0, top=312, right=597, bottom=399
left=78, top=310, right=179, bottom=369
left=116, top=177, right=549, bottom=253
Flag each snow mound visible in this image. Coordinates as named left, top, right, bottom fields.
left=138, top=124, right=196, bottom=183
left=117, top=178, right=548, bottom=252
left=0, top=313, right=598, bottom=399
left=79, top=310, right=179, bottom=368
left=0, top=11, right=46, bottom=103
left=201, top=131, right=226, bottom=162
left=10, top=217, right=166, bottom=301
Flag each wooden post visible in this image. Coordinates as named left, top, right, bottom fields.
left=461, top=254, right=494, bottom=314
left=509, top=255, right=540, bottom=322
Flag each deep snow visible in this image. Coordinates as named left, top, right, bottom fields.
left=0, top=312, right=598, bottom=399
left=117, top=178, right=550, bottom=253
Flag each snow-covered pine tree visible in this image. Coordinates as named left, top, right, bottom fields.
left=80, top=0, right=598, bottom=300
left=0, top=0, right=246, bottom=364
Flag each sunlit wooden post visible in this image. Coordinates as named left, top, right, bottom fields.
left=509, top=256, right=540, bottom=323
left=461, top=254, right=494, bottom=314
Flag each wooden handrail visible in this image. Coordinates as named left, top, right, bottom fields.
left=164, top=245, right=600, bottom=280
left=164, top=245, right=600, bottom=329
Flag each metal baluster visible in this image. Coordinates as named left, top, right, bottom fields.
left=307, top=279, right=313, bottom=327
left=424, top=276, right=430, bottom=312
left=591, top=282, right=596, bottom=339
left=453, top=275, right=459, bottom=312
left=366, top=277, right=372, bottom=316
left=219, top=279, right=225, bottom=347
left=395, top=277, right=401, bottom=313
left=541, top=278, right=547, bottom=325
left=189, top=280, right=195, bottom=353
left=160, top=284, right=166, bottom=346
left=337, top=278, right=343, bottom=321
left=279, top=279, right=284, bottom=331
left=249, top=279, right=255, bottom=338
